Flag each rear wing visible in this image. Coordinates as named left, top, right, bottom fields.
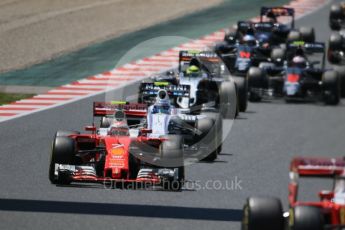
left=287, top=41, right=325, bottom=53
left=287, top=41, right=326, bottom=67
left=140, top=82, right=190, bottom=98
left=260, top=6, right=295, bottom=27
left=237, top=21, right=253, bottom=33
left=290, top=157, right=345, bottom=177
left=178, top=50, right=220, bottom=72
left=93, top=102, right=147, bottom=117
left=261, top=6, right=294, bottom=17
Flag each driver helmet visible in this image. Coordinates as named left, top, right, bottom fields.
left=243, top=34, right=257, bottom=47
left=186, top=65, right=201, bottom=77
left=152, top=90, right=171, bottom=114
left=292, top=55, right=307, bottom=68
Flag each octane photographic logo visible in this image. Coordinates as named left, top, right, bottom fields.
left=104, top=36, right=236, bottom=167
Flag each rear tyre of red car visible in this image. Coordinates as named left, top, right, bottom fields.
left=290, top=206, right=323, bottom=230
left=241, top=197, right=284, bottom=230
left=49, top=132, right=77, bottom=185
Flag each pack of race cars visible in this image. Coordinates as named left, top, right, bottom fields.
left=49, top=4, right=345, bottom=228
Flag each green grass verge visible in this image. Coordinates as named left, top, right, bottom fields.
left=0, top=93, right=35, bottom=105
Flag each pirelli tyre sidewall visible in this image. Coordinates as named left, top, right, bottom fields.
left=242, top=197, right=284, bottom=230
left=247, top=67, right=265, bottom=102
left=289, top=206, right=323, bottom=230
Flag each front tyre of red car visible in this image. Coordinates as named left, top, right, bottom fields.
left=49, top=133, right=76, bottom=185
left=289, top=206, right=323, bottom=230
left=241, top=197, right=284, bottom=230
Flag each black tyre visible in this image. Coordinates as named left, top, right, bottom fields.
left=233, top=76, right=248, bottom=112
left=287, top=31, right=301, bottom=42
left=49, top=136, right=76, bottom=184
left=271, top=48, right=286, bottom=64
left=290, top=206, right=323, bottom=230
left=330, top=4, right=342, bottom=30
left=224, top=31, right=238, bottom=45
left=159, top=135, right=184, bottom=191
left=334, top=65, right=345, bottom=97
left=329, top=33, right=342, bottom=50
left=219, top=81, right=237, bottom=119
left=196, top=114, right=221, bottom=162
left=242, top=197, right=284, bottom=230
left=323, top=71, right=340, bottom=105
left=328, top=33, right=343, bottom=64
left=247, top=67, right=265, bottom=102
left=299, top=27, right=315, bottom=43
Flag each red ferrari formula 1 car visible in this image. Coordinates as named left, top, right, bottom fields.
left=242, top=157, right=345, bottom=230
left=49, top=102, right=185, bottom=191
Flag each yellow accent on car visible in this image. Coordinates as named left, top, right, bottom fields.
left=154, top=82, right=169, bottom=86
left=187, top=50, right=201, bottom=54
left=110, top=101, right=127, bottom=105
left=293, top=41, right=305, bottom=46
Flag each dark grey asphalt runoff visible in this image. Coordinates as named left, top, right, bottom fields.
left=0, top=1, right=345, bottom=229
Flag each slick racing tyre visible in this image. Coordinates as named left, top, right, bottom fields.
left=328, top=33, right=343, bottom=64
left=247, top=67, right=265, bottom=102
left=322, top=71, right=340, bottom=105
left=242, top=197, right=284, bottom=230
left=159, top=135, right=184, bottom=191
left=287, top=31, right=301, bottom=42
left=290, top=206, right=323, bottom=230
left=271, top=48, right=286, bottom=65
left=334, top=66, right=345, bottom=97
left=329, top=33, right=343, bottom=50
left=49, top=135, right=76, bottom=185
left=196, top=114, right=221, bottom=162
left=299, top=27, right=315, bottom=43
left=224, top=31, right=238, bottom=45
left=219, top=81, right=237, bottom=119
left=330, top=4, right=342, bottom=30
left=233, top=76, right=248, bottom=112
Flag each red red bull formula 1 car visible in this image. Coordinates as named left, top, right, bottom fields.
left=242, top=157, right=345, bottom=230
left=49, top=102, right=185, bottom=191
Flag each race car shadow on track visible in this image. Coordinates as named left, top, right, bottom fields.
left=0, top=198, right=242, bottom=222
left=250, top=99, right=345, bottom=106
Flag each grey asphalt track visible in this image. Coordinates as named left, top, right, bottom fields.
left=0, top=1, right=344, bottom=230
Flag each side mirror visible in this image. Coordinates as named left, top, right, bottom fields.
left=318, top=190, right=334, bottom=201
left=85, top=126, right=96, bottom=132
